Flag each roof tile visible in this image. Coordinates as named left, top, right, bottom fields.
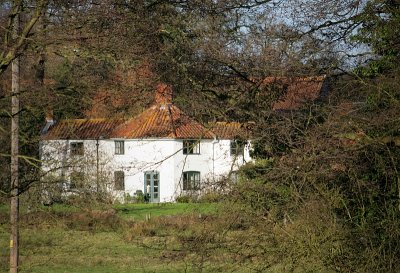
left=43, top=104, right=216, bottom=140
left=111, top=104, right=215, bottom=139
left=209, top=122, right=253, bottom=139
left=260, top=76, right=327, bottom=110
left=42, top=118, right=126, bottom=140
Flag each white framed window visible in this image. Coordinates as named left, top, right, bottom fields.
left=115, top=140, right=125, bottom=155
left=182, top=171, right=200, bottom=190
left=230, top=139, right=244, bottom=156
left=70, top=142, right=84, bottom=156
left=183, top=140, right=200, bottom=154
left=114, top=171, right=125, bottom=190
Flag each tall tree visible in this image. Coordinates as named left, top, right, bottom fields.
left=0, top=0, right=48, bottom=75
left=9, top=5, right=20, bottom=271
left=354, top=0, right=400, bottom=75
left=0, top=1, right=48, bottom=272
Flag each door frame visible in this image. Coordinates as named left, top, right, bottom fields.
left=144, top=171, right=160, bottom=203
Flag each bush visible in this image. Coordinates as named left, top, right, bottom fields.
left=175, top=195, right=192, bottom=203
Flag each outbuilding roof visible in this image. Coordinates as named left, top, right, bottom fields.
left=263, top=75, right=327, bottom=110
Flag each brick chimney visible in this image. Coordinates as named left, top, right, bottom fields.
left=155, top=83, right=173, bottom=105
left=45, top=109, right=54, bottom=123
left=41, top=109, right=55, bottom=135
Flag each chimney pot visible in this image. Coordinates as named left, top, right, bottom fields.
left=45, top=110, right=54, bottom=122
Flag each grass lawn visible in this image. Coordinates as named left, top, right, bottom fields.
left=114, top=202, right=219, bottom=221
left=17, top=229, right=183, bottom=273
left=1, top=228, right=187, bottom=273
left=0, top=202, right=221, bottom=273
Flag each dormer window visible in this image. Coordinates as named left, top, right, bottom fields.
left=183, top=140, right=200, bottom=154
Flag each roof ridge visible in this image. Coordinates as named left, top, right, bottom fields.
left=60, top=117, right=124, bottom=122
left=109, top=103, right=214, bottom=139
left=167, top=104, right=178, bottom=138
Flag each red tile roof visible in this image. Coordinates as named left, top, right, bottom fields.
left=110, top=104, right=215, bottom=139
left=42, top=118, right=126, bottom=140
left=43, top=106, right=215, bottom=140
left=42, top=110, right=252, bottom=141
left=44, top=79, right=312, bottom=140
left=259, top=76, right=327, bottom=110
left=209, top=122, right=253, bottom=139
left=43, top=83, right=216, bottom=140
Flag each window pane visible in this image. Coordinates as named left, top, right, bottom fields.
left=183, top=141, right=189, bottom=154
left=230, top=140, right=244, bottom=156
left=183, top=171, right=200, bottom=190
left=183, top=173, right=188, bottom=190
left=193, top=142, right=200, bottom=154
left=115, top=141, right=124, bottom=155
left=70, top=142, right=84, bottom=156
left=144, top=172, right=153, bottom=196
left=183, top=140, right=200, bottom=154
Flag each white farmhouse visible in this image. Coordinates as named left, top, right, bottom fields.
left=40, top=84, right=252, bottom=202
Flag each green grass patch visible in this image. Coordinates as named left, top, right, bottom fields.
left=1, top=228, right=185, bottom=273
left=114, top=202, right=219, bottom=221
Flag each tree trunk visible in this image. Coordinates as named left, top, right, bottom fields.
left=10, top=10, right=20, bottom=273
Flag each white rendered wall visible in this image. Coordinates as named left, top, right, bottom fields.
left=173, top=139, right=215, bottom=194
left=212, top=139, right=252, bottom=178
left=104, top=138, right=177, bottom=202
left=40, top=137, right=252, bottom=202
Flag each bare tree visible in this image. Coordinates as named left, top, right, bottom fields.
left=9, top=5, right=20, bottom=271
left=0, top=0, right=48, bottom=75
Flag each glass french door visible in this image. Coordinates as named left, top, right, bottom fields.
left=144, top=171, right=160, bottom=203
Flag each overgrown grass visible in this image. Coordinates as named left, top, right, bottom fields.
left=0, top=202, right=221, bottom=273
left=2, top=228, right=186, bottom=273
left=114, top=202, right=219, bottom=221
